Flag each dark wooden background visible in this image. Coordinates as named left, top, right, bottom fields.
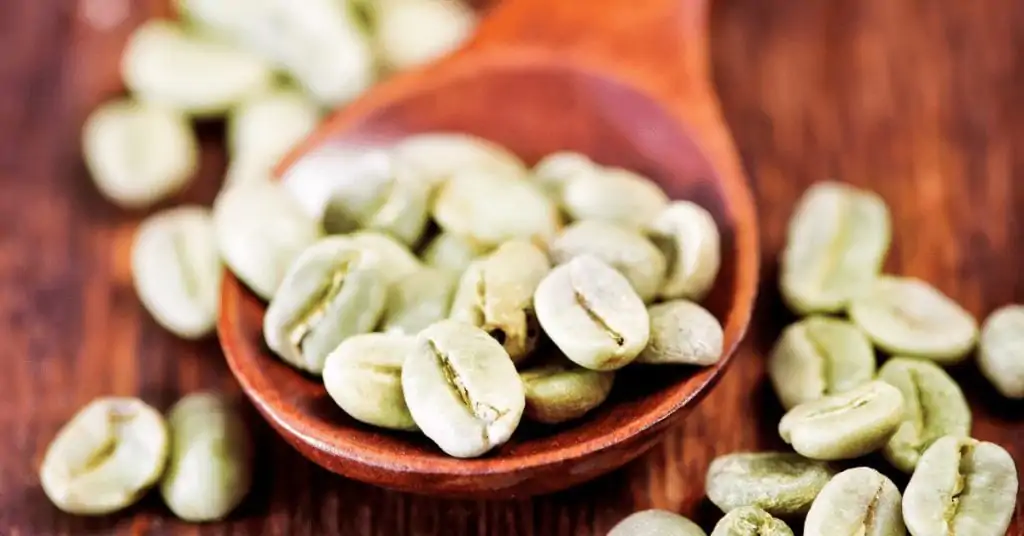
left=2, top=0, right=1023, bottom=534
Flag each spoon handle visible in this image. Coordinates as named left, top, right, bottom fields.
left=470, top=0, right=712, bottom=100
left=463, top=0, right=748, bottom=246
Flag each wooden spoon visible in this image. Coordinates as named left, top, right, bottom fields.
left=219, top=0, right=759, bottom=498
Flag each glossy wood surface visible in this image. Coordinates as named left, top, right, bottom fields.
left=218, top=0, right=758, bottom=499
left=3, top=0, right=1024, bottom=533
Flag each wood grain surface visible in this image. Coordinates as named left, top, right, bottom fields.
left=2, top=0, right=1022, bottom=534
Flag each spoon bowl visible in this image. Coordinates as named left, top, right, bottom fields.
left=219, top=0, right=759, bottom=498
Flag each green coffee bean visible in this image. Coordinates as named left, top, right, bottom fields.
left=131, top=206, right=221, bottom=339
left=705, top=452, right=835, bottom=516
left=225, top=88, right=321, bottom=189
left=315, top=159, right=405, bottom=236
left=421, top=232, right=491, bottom=274
left=122, top=20, right=274, bottom=116
left=228, top=89, right=321, bottom=160
left=646, top=200, right=722, bottom=301
left=279, top=146, right=392, bottom=222
left=778, top=380, right=904, bottom=460
left=780, top=181, right=891, bottom=315
left=322, top=158, right=430, bottom=246
left=381, top=268, right=457, bottom=335
left=262, top=237, right=387, bottom=374
left=550, top=220, right=667, bottom=303
left=561, top=167, right=669, bottom=229
left=82, top=99, right=198, bottom=209
left=391, top=133, right=527, bottom=192
left=848, top=276, right=978, bottom=364
left=40, top=398, right=169, bottom=515
left=401, top=320, right=525, bottom=458
left=767, top=316, right=876, bottom=410
left=710, top=506, right=793, bottom=536
left=804, top=467, right=905, bottom=536
left=212, top=180, right=322, bottom=300
left=223, top=158, right=274, bottom=191
left=433, top=168, right=561, bottom=248
left=979, top=304, right=1024, bottom=398
left=534, top=255, right=650, bottom=371
left=902, top=436, right=1018, bottom=536
left=878, top=357, right=971, bottom=473
left=373, top=0, right=476, bottom=71
left=519, top=356, right=615, bottom=424
left=345, top=231, right=423, bottom=286
left=178, top=0, right=376, bottom=106
left=609, top=509, right=707, bottom=536
left=323, top=333, right=418, bottom=430
left=160, top=393, right=253, bottom=522
left=532, top=151, right=596, bottom=198
left=636, top=300, right=724, bottom=366
left=449, top=240, right=551, bottom=362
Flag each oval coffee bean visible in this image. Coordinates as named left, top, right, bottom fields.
left=279, top=146, right=392, bottom=221
left=401, top=320, right=525, bottom=458
left=534, top=255, right=650, bottom=370
left=345, top=231, right=422, bottom=287
left=550, top=219, right=667, bottom=303
left=40, top=398, right=169, bottom=515
left=561, top=167, right=669, bottom=229
left=228, top=88, right=321, bottom=163
left=273, top=2, right=377, bottom=106
left=433, top=168, right=561, bottom=248
left=213, top=180, right=322, bottom=300
left=421, top=232, right=491, bottom=274
left=636, top=300, right=724, bottom=366
left=160, top=393, right=253, bottom=522
left=519, top=356, right=615, bottom=424
left=532, top=151, right=597, bottom=198
left=263, top=237, right=387, bottom=374
left=322, top=158, right=430, bottom=246
left=848, top=276, right=978, bottom=363
left=449, top=240, right=551, bottom=362
left=778, top=380, right=904, bottom=460
left=131, top=206, right=221, bottom=339
left=178, top=0, right=375, bottom=106
left=609, top=509, right=707, bottom=536
left=122, top=20, right=274, bottom=116
left=391, top=133, right=527, bottom=192
left=82, top=99, right=198, bottom=209
left=780, top=181, right=891, bottom=315
left=767, top=316, right=876, bottom=410
left=705, top=452, right=835, bottom=516
left=710, top=506, right=793, bottom=536
left=316, top=157, right=397, bottom=236
left=225, top=88, right=321, bottom=189
left=979, top=304, right=1024, bottom=398
left=222, top=158, right=273, bottom=191
left=381, top=268, right=457, bottom=335
left=804, top=467, right=905, bottom=536
left=373, top=0, right=476, bottom=71
left=903, top=436, right=1018, bottom=536
left=323, top=333, right=418, bottom=430
left=279, top=1, right=375, bottom=106
left=878, top=357, right=971, bottom=473
left=646, top=200, right=722, bottom=301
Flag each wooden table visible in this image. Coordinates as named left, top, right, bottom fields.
left=3, top=0, right=1022, bottom=534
